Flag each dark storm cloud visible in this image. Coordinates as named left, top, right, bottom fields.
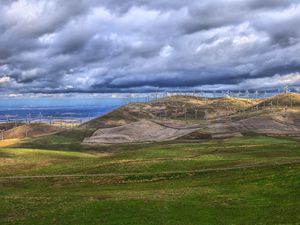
left=0, top=0, right=300, bottom=94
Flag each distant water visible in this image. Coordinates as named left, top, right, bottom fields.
left=0, top=97, right=129, bottom=123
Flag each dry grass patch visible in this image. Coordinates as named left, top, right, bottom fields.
left=0, top=139, right=20, bottom=147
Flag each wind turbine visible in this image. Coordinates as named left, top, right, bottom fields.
left=27, top=113, right=31, bottom=124
left=204, top=109, right=208, bottom=120
left=255, top=90, right=259, bottom=99
left=284, top=85, right=289, bottom=93
left=39, top=112, right=43, bottom=123
left=221, top=90, right=225, bottom=98
left=245, top=90, right=249, bottom=98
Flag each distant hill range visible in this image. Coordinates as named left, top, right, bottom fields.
left=82, top=93, right=300, bottom=144
left=1, top=93, right=300, bottom=144
left=81, top=95, right=260, bottom=129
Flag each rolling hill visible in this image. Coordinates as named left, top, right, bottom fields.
left=82, top=93, right=300, bottom=144
left=3, top=93, right=300, bottom=145
left=81, top=95, right=260, bottom=130
left=2, top=123, right=62, bottom=140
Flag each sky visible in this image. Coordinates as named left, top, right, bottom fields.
left=0, top=0, right=300, bottom=96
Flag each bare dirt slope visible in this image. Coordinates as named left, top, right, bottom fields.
left=83, top=120, right=198, bottom=144
left=232, top=116, right=300, bottom=136
left=178, top=116, right=300, bottom=140
left=83, top=115, right=300, bottom=144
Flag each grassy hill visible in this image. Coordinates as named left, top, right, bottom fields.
left=1, top=136, right=300, bottom=224
left=80, top=105, right=151, bottom=129
left=0, top=122, right=24, bottom=131
left=2, top=123, right=62, bottom=140
left=254, top=92, right=300, bottom=108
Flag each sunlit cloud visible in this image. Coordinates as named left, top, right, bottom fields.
left=0, top=0, right=299, bottom=94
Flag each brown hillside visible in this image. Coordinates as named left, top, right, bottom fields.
left=3, top=123, right=62, bottom=140
left=0, top=122, right=24, bottom=131
left=81, top=96, right=259, bottom=129
left=256, top=93, right=300, bottom=108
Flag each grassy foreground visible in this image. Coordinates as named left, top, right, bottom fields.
left=1, top=136, right=300, bottom=224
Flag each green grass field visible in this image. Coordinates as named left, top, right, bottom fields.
left=1, top=135, right=300, bottom=224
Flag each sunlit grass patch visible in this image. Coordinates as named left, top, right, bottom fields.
left=0, top=139, right=21, bottom=147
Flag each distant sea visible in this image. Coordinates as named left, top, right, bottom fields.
left=0, top=97, right=130, bottom=123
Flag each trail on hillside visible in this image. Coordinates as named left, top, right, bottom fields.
left=1, top=160, right=300, bottom=180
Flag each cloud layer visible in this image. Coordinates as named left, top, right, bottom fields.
left=0, top=0, right=300, bottom=94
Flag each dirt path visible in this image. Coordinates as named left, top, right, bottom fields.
left=1, top=160, right=299, bottom=180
